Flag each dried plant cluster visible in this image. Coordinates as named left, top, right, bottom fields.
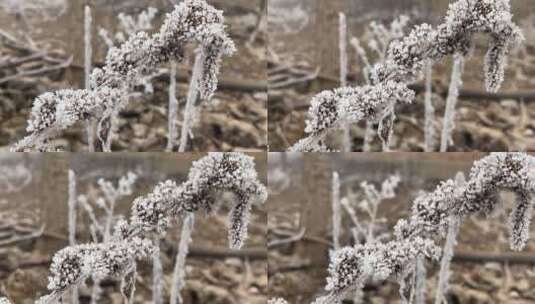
left=12, top=0, right=236, bottom=152
left=26, top=153, right=266, bottom=304
left=291, top=0, right=523, bottom=152
left=313, top=153, right=535, bottom=304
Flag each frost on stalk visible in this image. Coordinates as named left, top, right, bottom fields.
left=14, top=0, right=235, bottom=151
left=38, top=238, right=155, bottom=304
left=170, top=214, right=195, bottom=304
left=131, top=152, right=267, bottom=249
left=440, top=53, right=465, bottom=152
left=332, top=172, right=341, bottom=250
left=319, top=239, right=440, bottom=303
left=0, top=298, right=11, bottom=304
left=290, top=82, right=414, bottom=152
left=268, top=298, right=289, bottom=304
left=434, top=173, right=464, bottom=304
left=152, top=243, right=163, bottom=304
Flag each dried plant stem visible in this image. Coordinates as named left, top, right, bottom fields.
left=414, top=257, right=427, bottom=304
left=68, top=170, right=79, bottom=304
left=152, top=239, right=163, bottom=304
left=332, top=172, right=341, bottom=250
left=167, top=62, right=179, bottom=151
left=434, top=216, right=460, bottom=304
left=84, top=5, right=96, bottom=152
left=170, top=214, right=195, bottom=304
left=440, top=54, right=464, bottom=152
left=339, top=12, right=351, bottom=152
left=179, top=51, right=204, bottom=152
left=424, top=59, right=435, bottom=152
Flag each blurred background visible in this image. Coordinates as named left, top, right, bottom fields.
left=0, top=153, right=267, bottom=304
left=268, top=152, right=535, bottom=303
left=268, top=0, right=535, bottom=151
left=0, top=0, right=267, bottom=151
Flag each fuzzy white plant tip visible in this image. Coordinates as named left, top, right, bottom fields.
left=42, top=238, right=155, bottom=299
left=323, top=238, right=440, bottom=301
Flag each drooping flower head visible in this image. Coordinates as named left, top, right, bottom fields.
left=37, top=237, right=154, bottom=304
left=290, top=82, right=414, bottom=151
left=131, top=152, right=267, bottom=249
left=316, top=238, right=440, bottom=304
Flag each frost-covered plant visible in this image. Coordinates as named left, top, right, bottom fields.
left=38, top=153, right=266, bottom=303
left=13, top=0, right=236, bottom=151
left=130, top=152, right=268, bottom=249
left=333, top=173, right=400, bottom=304
left=37, top=237, right=155, bottom=304
left=75, top=172, right=138, bottom=303
left=351, top=15, right=411, bottom=151
left=289, top=82, right=414, bottom=152
left=314, top=152, right=535, bottom=304
left=291, top=0, right=523, bottom=152
left=78, top=172, right=138, bottom=243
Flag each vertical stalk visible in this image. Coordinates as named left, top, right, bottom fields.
left=424, top=59, right=435, bottom=152
left=68, top=170, right=79, bottom=304
left=440, top=54, right=464, bottom=152
left=414, top=257, right=427, bottom=304
left=179, top=51, right=204, bottom=152
left=170, top=214, right=195, bottom=304
left=339, top=12, right=351, bottom=152
left=152, top=239, right=163, bottom=304
left=167, top=62, right=179, bottom=151
left=332, top=172, right=341, bottom=250
left=84, top=5, right=96, bottom=152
